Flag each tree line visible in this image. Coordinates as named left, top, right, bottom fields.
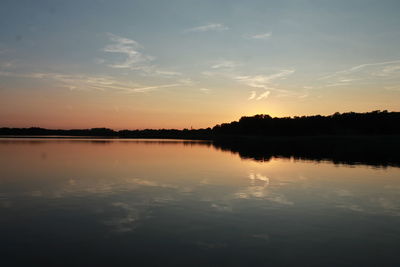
left=1, top=110, right=400, bottom=138
left=213, top=110, right=400, bottom=136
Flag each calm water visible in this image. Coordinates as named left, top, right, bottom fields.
left=1, top=139, right=400, bottom=266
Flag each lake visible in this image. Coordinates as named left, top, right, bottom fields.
left=1, top=138, right=399, bottom=266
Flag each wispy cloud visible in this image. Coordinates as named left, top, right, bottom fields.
left=1, top=34, right=191, bottom=94
left=103, top=33, right=153, bottom=70
left=247, top=32, right=272, bottom=40
left=247, top=89, right=270, bottom=100
left=385, top=85, right=400, bottom=91
left=202, top=62, right=297, bottom=100
left=320, top=59, right=400, bottom=87
left=152, top=70, right=182, bottom=77
left=184, top=23, right=229, bottom=33
left=348, top=60, right=400, bottom=72
left=235, top=69, right=295, bottom=100
left=248, top=91, right=256, bottom=100
left=123, top=83, right=181, bottom=93
left=0, top=71, right=182, bottom=93
left=102, top=33, right=183, bottom=78
left=200, top=88, right=211, bottom=94
left=256, top=90, right=270, bottom=100
left=211, top=60, right=239, bottom=69
left=235, top=69, right=295, bottom=90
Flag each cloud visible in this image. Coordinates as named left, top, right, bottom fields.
left=103, top=33, right=153, bottom=70
left=256, top=90, right=270, bottom=100
left=177, top=78, right=195, bottom=86
left=382, top=64, right=400, bottom=72
left=126, top=83, right=180, bottom=93
left=248, top=90, right=270, bottom=101
left=152, top=70, right=182, bottom=77
left=0, top=36, right=191, bottom=94
left=185, top=23, right=229, bottom=33
left=102, top=33, right=185, bottom=80
left=0, top=33, right=189, bottom=94
left=200, top=60, right=239, bottom=78
left=385, top=85, right=400, bottom=91
left=349, top=60, right=400, bottom=72
left=247, top=32, right=272, bottom=40
left=236, top=75, right=272, bottom=89
left=200, top=88, right=211, bottom=93
left=298, top=93, right=309, bottom=99
left=202, top=64, right=297, bottom=100
left=322, top=60, right=400, bottom=79
left=0, top=71, right=182, bottom=93
left=248, top=91, right=256, bottom=100
left=235, top=69, right=295, bottom=90
left=235, top=69, right=294, bottom=100
left=320, top=59, right=400, bottom=87
left=211, top=60, right=239, bottom=69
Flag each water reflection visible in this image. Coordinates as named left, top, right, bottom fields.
left=0, top=139, right=399, bottom=266
left=213, top=137, right=400, bottom=167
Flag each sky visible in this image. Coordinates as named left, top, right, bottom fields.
left=1, top=0, right=400, bottom=129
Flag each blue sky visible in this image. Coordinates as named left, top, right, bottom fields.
left=1, top=0, right=400, bottom=128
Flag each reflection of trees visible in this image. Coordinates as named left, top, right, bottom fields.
left=212, top=135, right=400, bottom=168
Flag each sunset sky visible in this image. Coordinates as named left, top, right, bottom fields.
left=1, top=0, right=400, bottom=129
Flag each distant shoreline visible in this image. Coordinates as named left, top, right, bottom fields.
left=1, top=110, right=400, bottom=139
